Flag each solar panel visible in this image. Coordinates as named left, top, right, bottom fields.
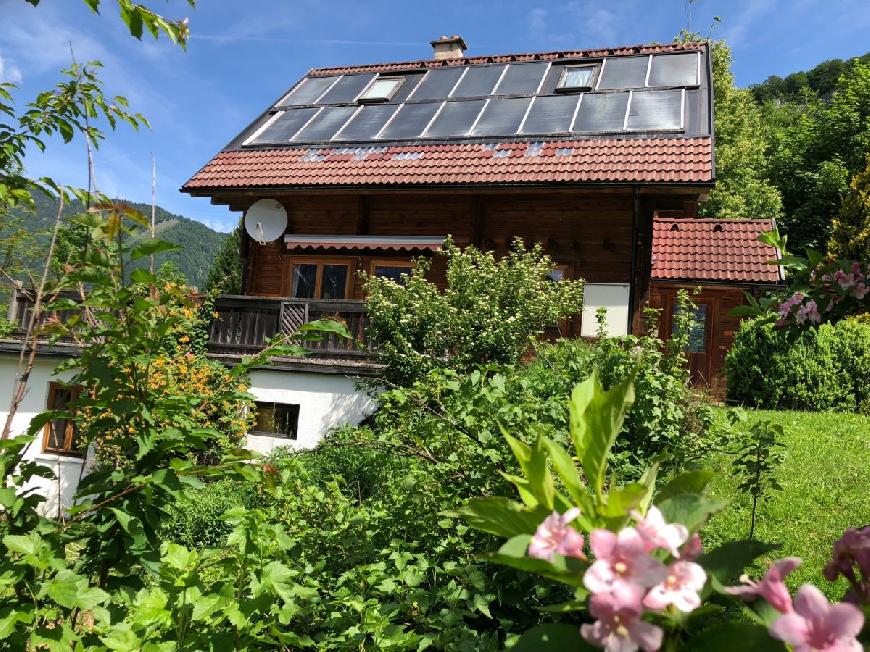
left=249, top=108, right=320, bottom=144
left=451, top=65, right=505, bottom=98
left=472, top=97, right=531, bottom=136
left=520, top=94, right=580, bottom=134
left=682, top=89, right=707, bottom=136
left=293, top=106, right=359, bottom=142
left=317, top=73, right=376, bottom=104
left=279, top=76, right=338, bottom=106
left=626, top=89, right=684, bottom=131
left=390, top=73, right=425, bottom=102
left=410, top=68, right=464, bottom=101
left=333, top=104, right=396, bottom=141
left=574, top=92, right=629, bottom=132
left=378, top=102, right=440, bottom=140
left=424, top=100, right=485, bottom=138
left=496, top=62, right=549, bottom=95
left=648, top=53, right=699, bottom=87
left=597, top=56, right=649, bottom=90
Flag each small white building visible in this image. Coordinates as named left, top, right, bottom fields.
left=0, top=336, right=378, bottom=514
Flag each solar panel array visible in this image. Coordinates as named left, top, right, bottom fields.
left=244, top=51, right=706, bottom=147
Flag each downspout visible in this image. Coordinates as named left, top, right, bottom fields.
left=627, top=186, right=640, bottom=335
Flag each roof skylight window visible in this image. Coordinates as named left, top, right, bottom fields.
left=556, top=65, right=597, bottom=92
left=358, top=76, right=404, bottom=103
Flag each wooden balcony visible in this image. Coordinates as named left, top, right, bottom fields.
left=207, top=295, right=375, bottom=360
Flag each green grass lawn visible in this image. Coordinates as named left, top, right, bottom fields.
left=701, top=407, right=870, bottom=600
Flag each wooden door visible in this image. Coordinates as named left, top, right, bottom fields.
left=660, top=292, right=717, bottom=386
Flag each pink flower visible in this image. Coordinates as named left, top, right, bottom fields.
left=850, top=283, right=867, bottom=300
left=769, top=584, right=864, bottom=652
left=584, top=528, right=667, bottom=595
left=644, top=561, right=707, bottom=613
left=824, top=526, right=870, bottom=604
left=725, top=557, right=801, bottom=613
left=796, top=300, right=821, bottom=324
left=581, top=584, right=663, bottom=652
left=631, top=506, right=689, bottom=557
left=835, top=270, right=855, bottom=290
left=681, top=534, right=704, bottom=561
left=527, top=508, right=585, bottom=561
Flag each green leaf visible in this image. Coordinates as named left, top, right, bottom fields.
left=657, top=494, right=727, bottom=533
left=162, top=543, right=196, bottom=570
left=684, top=623, right=786, bottom=651
left=191, top=593, right=222, bottom=621
left=600, top=482, right=648, bottom=518
left=504, top=433, right=554, bottom=510
left=3, top=532, right=42, bottom=556
left=542, top=438, right=594, bottom=519
left=700, top=540, right=780, bottom=586
left=296, top=318, right=352, bottom=339
left=43, top=570, right=109, bottom=610
left=511, top=624, right=594, bottom=651
left=100, top=623, right=141, bottom=650
left=655, top=470, right=716, bottom=503
left=259, top=561, right=297, bottom=600
left=486, top=536, right=588, bottom=588
left=451, top=497, right=548, bottom=539
left=569, top=370, right=635, bottom=501
left=129, top=238, right=180, bottom=261
left=130, top=267, right=156, bottom=283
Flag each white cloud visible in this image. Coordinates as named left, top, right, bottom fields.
left=0, top=54, right=23, bottom=84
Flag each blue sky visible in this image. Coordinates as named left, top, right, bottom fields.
left=1, top=0, right=869, bottom=232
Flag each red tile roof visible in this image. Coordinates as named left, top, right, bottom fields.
left=652, top=218, right=783, bottom=284
left=183, top=138, right=713, bottom=190
left=307, top=42, right=702, bottom=76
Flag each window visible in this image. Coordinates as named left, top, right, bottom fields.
left=371, top=259, right=413, bottom=285
left=289, top=258, right=352, bottom=300
left=556, top=65, right=597, bottom=92
left=252, top=402, right=300, bottom=439
left=358, top=76, right=404, bottom=103
left=672, top=304, right=707, bottom=353
left=42, top=383, right=84, bottom=456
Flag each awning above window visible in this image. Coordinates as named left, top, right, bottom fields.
left=284, top=234, right=444, bottom=253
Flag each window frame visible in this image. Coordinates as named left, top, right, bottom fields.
left=358, top=76, right=405, bottom=104
left=555, top=64, right=599, bottom=93
left=285, top=256, right=354, bottom=300
left=250, top=401, right=300, bottom=440
left=42, top=382, right=84, bottom=457
left=369, top=258, right=414, bottom=282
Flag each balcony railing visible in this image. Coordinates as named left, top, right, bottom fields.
left=207, top=295, right=374, bottom=359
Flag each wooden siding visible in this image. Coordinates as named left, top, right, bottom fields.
left=239, top=189, right=703, bottom=328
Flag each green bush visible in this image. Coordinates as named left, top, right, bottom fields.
left=726, top=316, right=870, bottom=411
left=162, top=479, right=259, bottom=549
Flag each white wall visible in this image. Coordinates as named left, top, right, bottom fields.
left=246, top=369, right=378, bottom=455
left=581, top=283, right=632, bottom=337
left=0, top=354, right=85, bottom=517
left=0, top=355, right=379, bottom=512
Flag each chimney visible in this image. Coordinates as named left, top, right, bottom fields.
left=430, top=35, right=467, bottom=60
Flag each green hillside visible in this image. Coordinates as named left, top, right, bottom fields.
left=17, top=194, right=229, bottom=290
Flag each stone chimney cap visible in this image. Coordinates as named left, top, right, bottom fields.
left=430, top=35, right=468, bottom=49
left=430, top=35, right=467, bottom=60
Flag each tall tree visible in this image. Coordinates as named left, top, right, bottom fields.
left=763, top=61, right=870, bottom=252
left=828, top=156, right=870, bottom=262
left=697, top=38, right=784, bottom=219
left=204, top=224, right=243, bottom=294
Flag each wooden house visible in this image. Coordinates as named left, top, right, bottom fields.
left=649, top=217, right=784, bottom=393
left=173, top=36, right=719, bottom=447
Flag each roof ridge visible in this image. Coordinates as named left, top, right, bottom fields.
left=654, top=217, right=774, bottom=223
left=307, top=41, right=706, bottom=77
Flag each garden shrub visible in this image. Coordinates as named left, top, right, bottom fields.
left=162, top=479, right=259, bottom=549
left=726, top=315, right=870, bottom=411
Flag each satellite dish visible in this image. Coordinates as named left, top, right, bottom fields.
left=244, top=199, right=287, bottom=244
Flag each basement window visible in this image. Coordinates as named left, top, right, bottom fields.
left=556, top=65, right=598, bottom=92
left=358, top=76, right=404, bottom=103
left=252, top=402, right=300, bottom=439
